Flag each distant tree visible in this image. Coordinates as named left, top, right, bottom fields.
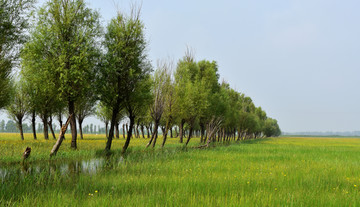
left=0, top=120, right=5, bottom=132
left=75, top=93, right=96, bottom=139
left=96, top=103, right=112, bottom=137
left=0, top=0, right=34, bottom=110
left=5, top=120, right=17, bottom=132
left=6, top=82, right=29, bottom=140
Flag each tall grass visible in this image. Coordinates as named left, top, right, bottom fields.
left=2, top=136, right=360, bottom=206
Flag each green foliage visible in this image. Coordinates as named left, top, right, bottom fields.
left=0, top=0, right=34, bottom=109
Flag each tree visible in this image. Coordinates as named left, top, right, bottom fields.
left=99, top=6, right=151, bottom=152
left=23, top=0, right=101, bottom=148
left=147, top=60, right=171, bottom=148
left=96, top=103, right=112, bottom=137
left=264, top=118, right=281, bottom=137
left=6, top=81, right=28, bottom=140
left=0, top=0, right=34, bottom=110
left=75, top=93, right=96, bottom=139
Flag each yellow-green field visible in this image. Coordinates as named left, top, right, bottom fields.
left=2, top=134, right=360, bottom=206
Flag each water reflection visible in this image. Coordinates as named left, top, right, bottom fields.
left=0, top=156, right=126, bottom=182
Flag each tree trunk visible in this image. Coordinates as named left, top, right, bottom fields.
left=200, top=123, right=205, bottom=143
left=146, top=121, right=158, bottom=148
left=78, top=118, right=84, bottom=140
left=141, top=125, right=145, bottom=138
left=122, top=114, right=134, bottom=154
left=69, top=100, right=77, bottom=149
left=170, top=127, right=173, bottom=138
left=105, top=122, right=109, bottom=138
left=31, top=110, right=36, bottom=140
left=18, top=119, right=24, bottom=140
left=48, top=117, right=56, bottom=139
left=105, top=104, right=120, bottom=151
left=185, top=125, right=193, bottom=146
left=42, top=114, right=49, bottom=140
left=161, top=118, right=172, bottom=147
left=175, top=126, right=178, bottom=137
left=179, top=119, right=185, bottom=143
left=146, top=126, right=150, bottom=138
left=58, top=114, right=64, bottom=140
left=115, top=123, right=119, bottom=139
left=122, top=124, right=126, bottom=139
left=50, top=115, right=72, bottom=157
left=125, top=123, right=128, bottom=137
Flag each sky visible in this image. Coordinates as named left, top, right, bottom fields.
left=2, top=0, right=360, bottom=133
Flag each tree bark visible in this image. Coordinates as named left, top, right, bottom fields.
left=146, top=125, right=150, bottom=138
left=161, top=117, right=172, bottom=147
left=105, top=103, right=120, bottom=151
left=122, top=124, right=126, bottom=139
left=170, top=127, right=173, bottom=138
left=69, top=100, right=77, bottom=149
left=185, top=126, right=193, bottom=146
left=18, top=119, right=24, bottom=140
left=31, top=110, right=36, bottom=140
left=50, top=115, right=72, bottom=157
left=78, top=118, right=84, bottom=139
left=42, top=114, right=49, bottom=140
left=48, top=117, right=56, bottom=140
left=200, top=123, right=205, bottom=143
left=141, top=125, right=145, bottom=138
left=146, top=121, right=158, bottom=147
left=179, top=119, right=185, bottom=143
left=122, top=114, right=134, bottom=154
left=115, top=122, right=119, bottom=139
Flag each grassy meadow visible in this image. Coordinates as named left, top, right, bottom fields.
left=2, top=134, right=360, bottom=206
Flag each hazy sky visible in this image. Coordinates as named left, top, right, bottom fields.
left=2, top=0, right=360, bottom=133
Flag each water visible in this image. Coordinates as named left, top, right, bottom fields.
left=0, top=156, right=125, bottom=182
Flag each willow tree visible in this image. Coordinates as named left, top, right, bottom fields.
left=147, top=60, right=171, bottom=148
left=0, top=0, right=34, bottom=110
left=100, top=7, right=151, bottom=152
left=22, top=0, right=101, bottom=148
left=6, top=81, right=28, bottom=140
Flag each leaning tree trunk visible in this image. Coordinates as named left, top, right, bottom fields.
left=161, top=117, right=172, bottom=147
left=31, top=110, right=36, bottom=140
left=122, top=114, right=134, bottom=154
left=105, top=103, right=120, bottom=151
left=50, top=115, right=72, bottom=157
left=179, top=119, right=185, bottom=143
left=69, top=100, right=77, bottom=149
left=125, top=123, right=128, bottom=137
left=48, top=117, right=56, bottom=140
left=185, top=125, right=193, bottom=146
left=146, top=120, right=159, bottom=148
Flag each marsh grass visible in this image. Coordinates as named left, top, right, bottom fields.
left=2, top=135, right=360, bottom=206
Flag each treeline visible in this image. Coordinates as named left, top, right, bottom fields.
left=0, top=119, right=107, bottom=134
left=0, top=0, right=280, bottom=154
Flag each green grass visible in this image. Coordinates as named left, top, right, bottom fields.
left=2, top=134, right=360, bottom=206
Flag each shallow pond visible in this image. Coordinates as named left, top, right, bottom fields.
left=0, top=156, right=125, bottom=182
